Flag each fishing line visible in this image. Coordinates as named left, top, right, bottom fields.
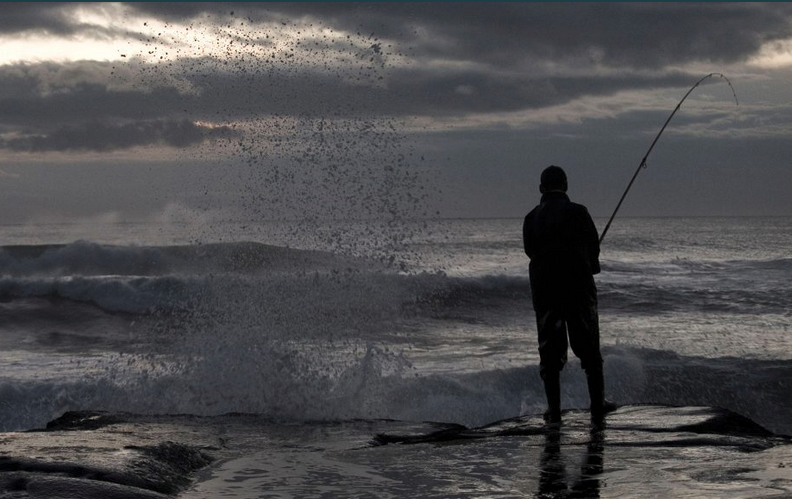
left=599, top=73, right=739, bottom=244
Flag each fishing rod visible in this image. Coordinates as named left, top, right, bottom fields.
left=599, top=73, right=739, bottom=244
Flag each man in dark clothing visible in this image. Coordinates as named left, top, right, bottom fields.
left=523, top=165, right=613, bottom=423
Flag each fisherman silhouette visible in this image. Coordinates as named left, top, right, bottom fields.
left=523, top=165, right=616, bottom=423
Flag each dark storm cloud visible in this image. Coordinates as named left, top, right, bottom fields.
left=2, top=3, right=789, bottom=126
left=0, top=3, right=148, bottom=42
left=0, top=58, right=701, bottom=132
left=1, top=3, right=790, bottom=219
left=1, top=119, right=238, bottom=153
left=383, top=68, right=702, bottom=116
left=1, top=4, right=788, bottom=152
left=8, top=3, right=791, bottom=69
left=0, top=81, right=184, bottom=127
left=0, top=3, right=81, bottom=35
left=125, top=2, right=792, bottom=69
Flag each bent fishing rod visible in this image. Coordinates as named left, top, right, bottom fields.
left=599, top=73, right=738, bottom=244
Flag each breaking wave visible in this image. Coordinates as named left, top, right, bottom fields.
left=0, top=345, right=790, bottom=437
left=0, top=241, right=790, bottom=436
left=2, top=241, right=790, bottom=316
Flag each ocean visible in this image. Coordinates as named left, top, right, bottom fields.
left=0, top=216, right=790, bottom=496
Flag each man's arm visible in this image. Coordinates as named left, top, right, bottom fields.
left=522, top=214, right=534, bottom=259
left=582, top=208, right=601, bottom=275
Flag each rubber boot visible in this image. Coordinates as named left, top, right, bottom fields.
left=587, top=369, right=617, bottom=418
left=543, top=372, right=562, bottom=424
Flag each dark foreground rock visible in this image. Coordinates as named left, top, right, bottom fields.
left=366, top=405, right=792, bottom=498
left=0, top=406, right=789, bottom=498
left=0, top=411, right=216, bottom=498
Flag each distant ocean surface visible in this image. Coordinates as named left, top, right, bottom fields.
left=0, top=217, right=790, bottom=435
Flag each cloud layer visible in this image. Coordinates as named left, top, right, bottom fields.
left=1, top=119, right=238, bottom=152
left=9, top=3, right=791, bottom=68
left=1, top=3, right=792, bottom=218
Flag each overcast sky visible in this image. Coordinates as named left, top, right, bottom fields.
left=2, top=2, right=792, bottom=227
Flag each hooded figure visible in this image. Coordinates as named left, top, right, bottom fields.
left=523, top=165, right=614, bottom=422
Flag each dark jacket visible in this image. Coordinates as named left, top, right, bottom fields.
left=523, top=192, right=601, bottom=306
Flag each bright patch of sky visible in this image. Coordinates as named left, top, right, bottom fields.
left=0, top=3, right=406, bottom=74
left=748, top=39, right=792, bottom=68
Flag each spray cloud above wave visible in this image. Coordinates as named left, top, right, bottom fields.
left=102, top=9, right=441, bottom=262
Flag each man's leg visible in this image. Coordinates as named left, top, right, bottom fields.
left=542, top=370, right=562, bottom=423
left=537, top=308, right=568, bottom=422
left=567, top=303, right=615, bottom=417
